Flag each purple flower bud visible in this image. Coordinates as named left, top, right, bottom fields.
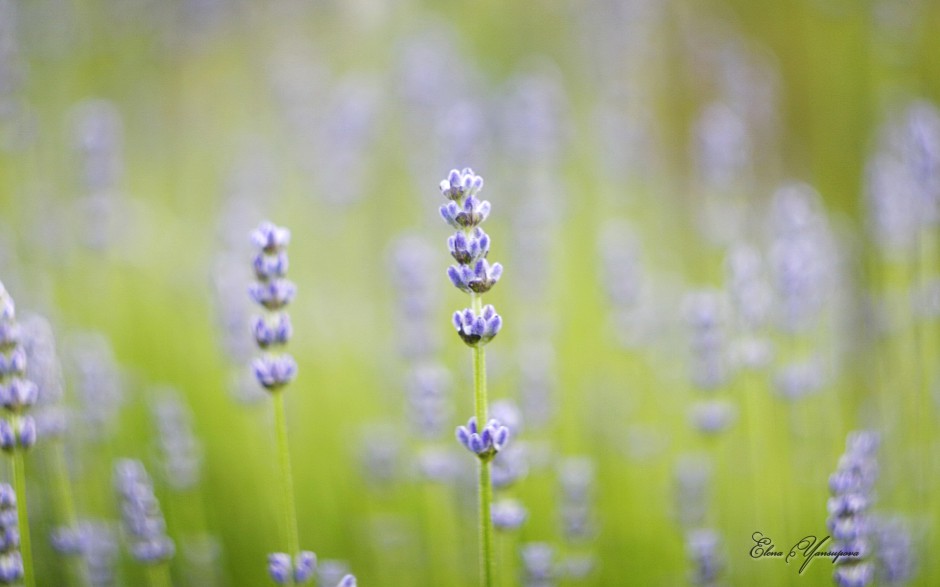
left=0, top=323, right=19, bottom=351
left=253, top=251, right=289, bottom=280
left=251, top=354, right=298, bottom=391
left=0, top=421, right=14, bottom=452
left=0, top=348, right=27, bottom=378
left=0, top=380, right=38, bottom=412
left=448, top=227, right=490, bottom=264
left=251, top=222, right=291, bottom=253
left=439, top=168, right=484, bottom=201
left=268, top=552, right=292, bottom=584
left=456, top=416, right=510, bottom=459
left=294, top=550, right=317, bottom=583
left=336, top=575, right=357, bottom=587
left=252, top=314, right=293, bottom=348
left=452, top=305, right=502, bottom=346
left=248, top=279, right=297, bottom=311
left=15, top=417, right=35, bottom=449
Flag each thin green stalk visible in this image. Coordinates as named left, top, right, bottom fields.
left=471, top=293, right=495, bottom=587
left=12, top=441, right=35, bottom=587
left=145, top=562, right=174, bottom=587
left=273, top=391, right=301, bottom=586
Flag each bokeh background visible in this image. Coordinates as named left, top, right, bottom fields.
left=0, top=0, right=939, bottom=585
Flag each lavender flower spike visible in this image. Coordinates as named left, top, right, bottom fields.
left=456, top=416, right=510, bottom=460
left=452, top=305, right=502, bottom=347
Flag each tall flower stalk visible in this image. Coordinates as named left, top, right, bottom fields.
left=0, top=282, right=37, bottom=587
left=439, top=169, right=509, bottom=587
left=249, top=222, right=356, bottom=587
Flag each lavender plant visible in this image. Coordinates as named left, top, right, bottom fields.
left=249, top=221, right=355, bottom=586
left=0, top=282, right=36, bottom=587
left=439, top=168, right=508, bottom=587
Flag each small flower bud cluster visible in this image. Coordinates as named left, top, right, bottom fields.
left=0, top=283, right=37, bottom=453
left=827, top=431, right=879, bottom=586
left=0, top=484, right=23, bottom=584
left=152, top=391, right=203, bottom=491
left=268, top=551, right=316, bottom=585
left=456, top=416, right=509, bottom=460
left=439, top=169, right=503, bottom=347
left=114, top=459, right=175, bottom=565
left=249, top=222, right=297, bottom=392
left=686, top=528, right=724, bottom=587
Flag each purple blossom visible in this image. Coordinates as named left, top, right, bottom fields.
left=251, top=355, right=298, bottom=390
left=248, top=279, right=296, bottom=311
left=447, top=259, right=503, bottom=294
left=452, top=305, right=502, bottom=347
left=456, top=416, right=510, bottom=459
left=448, top=227, right=490, bottom=265
left=252, top=314, right=293, bottom=348
left=250, top=222, right=291, bottom=253
left=439, top=196, right=492, bottom=229
left=439, top=168, right=484, bottom=201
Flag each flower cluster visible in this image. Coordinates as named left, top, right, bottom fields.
left=0, top=484, right=23, bottom=584
left=456, top=416, right=509, bottom=460
left=114, top=459, right=175, bottom=565
left=249, top=222, right=297, bottom=391
left=268, top=551, right=316, bottom=585
left=827, top=431, right=878, bottom=587
left=439, top=169, right=503, bottom=346
left=0, top=283, right=37, bottom=453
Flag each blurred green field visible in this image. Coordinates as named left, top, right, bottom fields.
left=0, top=1, right=939, bottom=586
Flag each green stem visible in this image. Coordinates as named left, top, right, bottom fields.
left=471, top=291, right=495, bottom=587
left=273, top=391, right=301, bottom=586
left=12, top=443, right=35, bottom=587
left=145, top=562, right=173, bottom=587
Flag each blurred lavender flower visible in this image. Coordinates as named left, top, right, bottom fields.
left=682, top=290, right=728, bottom=391
left=67, top=332, right=123, bottom=442
left=492, top=499, right=527, bottom=532
left=674, top=455, right=712, bottom=528
left=114, top=459, right=175, bottom=565
left=871, top=516, right=914, bottom=585
left=689, top=400, right=738, bottom=435
left=68, top=99, right=125, bottom=251
left=558, top=457, right=597, bottom=542
left=388, top=235, right=441, bottom=359
left=19, top=314, right=67, bottom=439
left=152, top=389, right=203, bottom=491
left=827, top=431, right=879, bottom=585
left=521, top=542, right=557, bottom=587
left=268, top=551, right=316, bottom=585
left=518, top=343, right=556, bottom=430
left=686, top=528, right=724, bottom=586
left=0, top=484, right=23, bottom=584
left=406, top=364, right=452, bottom=440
